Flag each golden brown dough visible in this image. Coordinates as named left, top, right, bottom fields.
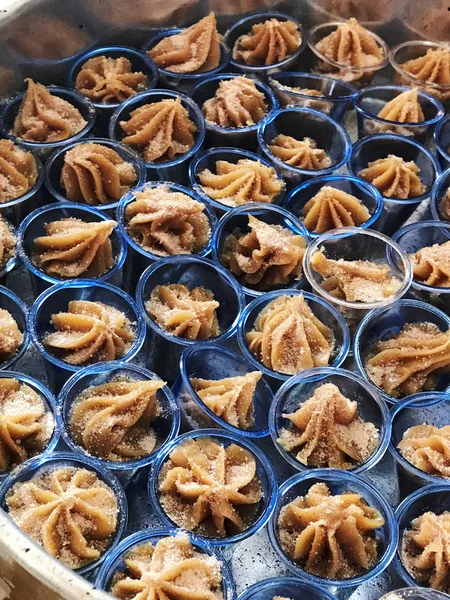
left=302, top=186, right=370, bottom=233
left=268, top=135, right=331, bottom=170
left=377, top=89, right=424, bottom=123
left=400, top=48, right=450, bottom=101
left=409, top=241, right=450, bottom=288
left=398, top=424, right=450, bottom=478
left=203, top=77, right=267, bottom=128
left=0, top=309, right=22, bottom=362
left=0, top=139, right=38, bottom=202
left=358, top=155, right=426, bottom=199
left=0, top=217, right=16, bottom=269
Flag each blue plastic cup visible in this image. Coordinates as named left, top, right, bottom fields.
left=0, top=86, right=96, bottom=160
left=349, top=134, right=441, bottom=236
left=269, top=72, right=357, bottom=122
left=117, top=181, right=218, bottom=296
left=0, top=152, right=44, bottom=226
left=354, top=85, right=444, bottom=144
left=224, top=12, right=306, bottom=79
left=95, top=528, right=235, bottom=599
left=0, top=285, right=30, bottom=370
left=189, top=146, right=287, bottom=216
left=0, top=451, right=128, bottom=577
left=17, top=202, right=127, bottom=298
left=0, top=219, right=20, bottom=287
left=270, top=366, right=390, bottom=474
left=434, top=114, right=450, bottom=171
left=237, top=577, right=338, bottom=600
left=191, top=74, right=278, bottom=151
left=380, top=588, right=450, bottom=599
left=237, top=289, right=350, bottom=389
left=284, top=174, right=383, bottom=238
left=354, top=299, right=450, bottom=404
left=45, top=137, right=146, bottom=215
left=175, top=342, right=273, bottom=438
left=257, top=107, right=351, bottom=188
left=148, top=428, right=278, bottom=546
left=109, top=89, right=206, bottom=184
left=268, top=469, right=398, bottom=593
left=431, top=168, right=450, bottom=224
left=136, top=255, right=245, bottom=384
left=29, top=280, right=146, bottom=393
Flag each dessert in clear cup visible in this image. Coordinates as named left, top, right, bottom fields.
left=358, top=155, right=426, bottom=200
left=0, top=139, right=38, bottom=202
left=398, top=424, right=450, bottom=479
left=268, top=135, right=331, bottom=171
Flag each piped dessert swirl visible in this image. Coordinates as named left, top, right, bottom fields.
left=13, top=79, right=87, bottom=143
left=268, top=135, right=331, bottom=170
left=61, top=143, right=138, bottom=206
left=158, top=437, right=263, bottom=537
left=6, top=467, right=118, bottom=569
left=0, top=217, right=16, bottom=269
left=70, top=378, right=165, bottom=461
left=0, top=309, right=23, bottom=362
left=75, top=56, right=149, bottom=104
left=302, top=186, right=370, bottom=234
left=358, top=155, right=426, bottom=199
left=125, top=185, right=211, bottom=256
left=377, top=89, right=425, bottom=123
left=409, top=241, right=450, bottom=288
left=149, top=13, right=221, bottom=74
left=399, top=47, right=450, bottom=100
left=0, top=139, right=38, bottom=202
left=398, top=424, right=450, bottom=478
left=43, top=300, right=135, bottom=366
left=203, top=77, right=267, bottom=128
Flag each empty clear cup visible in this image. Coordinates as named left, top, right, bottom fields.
left=434, top=114, right=450, bottom=170
left=175, top=342, right=273, bottom=438
left=380, top=588, right=450, bottom=599
left=0, top=285, right=30, bottom=370
left=431, top=168, right=450, bottom=224
left=269, top=72, right=357, bottom=122
left=0, top=153, right=44, bottom=226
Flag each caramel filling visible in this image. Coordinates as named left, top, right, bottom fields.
left=7, top=467, right=118, bottom=569
left=377, top=89, right=425, bottom=123
left=0, top=309, right=22, bottom=362
left=400, top=48, right=450, bottom=87
left=269, top=135, right=331, bottom=170
left=0, top=217, right=16, bottom=268
left=302, top=186, right=370, bottom=234
left=358, top=155, right=426, bottom=200
left=278, top=482, right=384, bottom=579
left=0, top=139, right=38, bottom=202
left=159, top=437, right=263, bottom=537
left=409, top=241, right=450, bottom=288
left=398, top=424, right=450, bottom=478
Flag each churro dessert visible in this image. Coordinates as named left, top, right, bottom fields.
left=278, top=482, right=385, bottom=579
left=409, top=241, right=450, bottom=288
left=43, top=300, right=135, bottom=365
left=378, top=89, right=424, bottom=123
left=111, top=533, right=223, bottom=600
left=120, top=98, right=197, bottom=163
left=203, top=76, right=267, bottom=128
left=0, top=309, right=23, bottom=362
left=401, top=510, right=450, bottom=591
left=61, top=143, right=137, bottom=206
left=398, top=424, right=450, bottom=478
left=439, top=187, right=450, bottom=221
left=268, top=135, right=331, bottom=170
left=6, top=467, right=118, bottom=569
left=75, top=56, right=149, bottom=104
left=246, top=294, right=334, bottom=375
left=232, top=18, right=301, bottom=67
left=302, top=186, right=370, bottom=234
left=365, top=322, right=450, bottom=398
left=0, top=139, right=38, bottom=202
left=220, top=215, right=306, bottom=291
left=146, top=284, right=220, bottom=341
left=398, top=47, right=450, bottom=101
left=279, top=383, right=379, bottom=469
left=125, top=185, right=210, bottom=256
left=158, top=436, right=263, bottom=537
left=13, top=79, right=87, bottom=143
left=198, top=159, right=284, bottom=207
left=0, top=378, right=53, bottom=472
left=0, top=216, right=16, bottom=269
left=33, top=218, right=116, bottom=279
left=358, top=155, right=426, bottom=199
left=149, top=13, right=221, bottom=74
left=190, top=371, right=262, bottom=430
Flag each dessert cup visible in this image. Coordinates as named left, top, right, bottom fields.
left=284, top=174, right=383, bottom=238
left=237, top=577, right=338, bottom=600
left=434, top=114, right=450, bottom=170
left=380, top=589, right=450, bottom=600
left=191, top=74, right=278, bottom=150
left=211, top=202, right=308, bottom=299
left=17, top=202, right=127, bottom=298
left=136, top=255, right=245, bottom=384
left=0, top=221, right=19, bottom=287
left=175, top=342, right=273, bottom=438
left=354, top=85, right=444, bottom=144
left=0, top=86, right=96, bottom=160
left=189, top=146, right=286, bottom=215
left=0, top=285, right=30, bottom=370
left=29, top=280, right=146, bottom=393
left=109, top=89, right=205, bottom=184
left=0, top=451, right=128, bottom=577
left=45, top=137, right=146, bottom=215
left=268, top=72, right=357, bottom=122
left=95, top=528, right=235, bottom=600
left=431, top=168, right=450, bottom=224
left=270, top=366, right=390, bottom=474
left=237, top=289, right=350, bottom=388
left=0, top=153, right=44, bottom=226
left=148, top=428, right=278, bottom=546
left=117, top=181, right=217, bottom=295
left=354, top=299, right=450, bottom=404
left=257, top=107, right=351, bottom=188
left=224, top=12, right=306, bottom=79
left=349, top=134, right=440, bottom=236
left=268, top=469, right=398, bottom=591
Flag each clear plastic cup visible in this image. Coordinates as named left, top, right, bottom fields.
left=354, top=85, right=444, bottom=144
left=380, top=588, right=450, bottom=599
left=0, top=153, right=44, bottom=226
left=175, top=342, right=273, bottom=438
left=0, top=285, right=30, bottom=370
left=431, top=168, right=450, bottom=224
left=0, top=219, right=20, bottom=287
left=0, top=451, right=128, bottom=578
left=237, top=576, right=338, bottom=600
left=117, top=181, right=218, bottom=295
left=349, top=133, right=441, bottom=236
left=269, top=72, right=357, bottom=122
left=17, top=202, right=127, bottom=298
left=109, top=89, right=206, bottom=184
left=269, top=366, right=391, bottom=474
left=191, top=74, right=278, bottom=151
left=433, top=114, right=450, bottom=171
left=148, top=428, right=278, bottom=546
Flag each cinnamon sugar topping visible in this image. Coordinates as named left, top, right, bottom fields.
left=302, top=186, right=370, bottom=234
left=377, top=89, right=425, bottom=123
left=358, top=155, right=426, bottom=199
left=409, top=241, right=450, bottom=288
left=399, top=47, right=450, bottom=101
left=0, top=217, right=16, bottom=268
left=203, top=77, right=267, bottom=128
left=0, top=139, right=38, bottom=202
left=398, top=424, right=450, bottom=478
left=0, top=309, right=22, bottom=363
left=269, top=135, right=331, bottom=170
